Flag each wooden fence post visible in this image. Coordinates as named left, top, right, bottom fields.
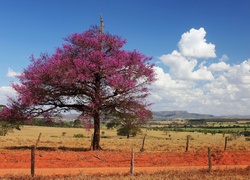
left=208, top=147, right=212, bottom=173
left=130, top=148, right=134, bottom=174
left=140, top=135, right=146, bottom=152
left=31, top=146, right=35, bottom=177
left=224, top=137, right=228, bottom=151
left=30, top=133, right=42, bottom=177
left=185, top=135, right=190, bottom=152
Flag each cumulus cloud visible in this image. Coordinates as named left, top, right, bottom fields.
left=208, top=62, right=230, bottom=71
left=0, top=86, right=16, bottom=105
left=159, top=50, right=214, bottom=81
left=153, top=66, right=193, bottom=90
left=6, top=68, right=21, bottom=78
left=178, top=28, right=216, bottom=58
left=149, top=28, right=250, bottom=116
left=150, top=61, right=250, bottom=115
left=226, top=59, right=250, bottom=85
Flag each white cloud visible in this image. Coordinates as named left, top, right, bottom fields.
left=149, top=28, right=250, bottom=116
left=178, top=28, right=216, bottom=58
left=0, top=86, right=16, bottom=105
left=150, top=61, right=250, bottom=115
left=208, top=62, right=230, bottom=71
left=226, top=59, right=250, bottom=84
left=6, top=68, right=21, bottom=78
left=159, top=50, right=214, bottom=81
left=153, top=66, right=194, bottom=90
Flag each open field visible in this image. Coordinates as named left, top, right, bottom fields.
left=1, top=125, right=250, bottom=152
left=0, top=126, right=250, bottom=179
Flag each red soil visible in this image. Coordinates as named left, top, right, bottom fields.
left=0, top=149, right=249, bottom=175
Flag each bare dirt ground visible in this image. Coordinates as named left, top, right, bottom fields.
left=0, top=149, right=249, bottom=176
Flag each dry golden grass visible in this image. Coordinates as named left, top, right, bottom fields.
left=0, top=125, right=249, bottom=152
left=2, top=168, right=250, bottom=180
left=1, top=126, right=250, bottom=179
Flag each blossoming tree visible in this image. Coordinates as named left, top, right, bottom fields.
left=1, top=24, right=155, bottom=150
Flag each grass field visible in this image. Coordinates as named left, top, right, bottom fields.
left=0, top=125, right=249, bottom=152
left=1, top=125, right=250, bottom=179
left=3, top=168, right=250, bottom=180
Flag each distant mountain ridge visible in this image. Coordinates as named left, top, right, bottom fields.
left=61, top=110, right=250, bottom=121
left=152, top=110, right=214, bottom=120
left=152, top=110, right=250, bottom=120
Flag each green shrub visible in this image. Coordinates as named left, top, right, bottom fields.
left=62, top=132, right=66, bottom=136
left=73, top=133, right=85, bottom=138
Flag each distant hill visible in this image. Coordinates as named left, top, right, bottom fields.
left=60, top=110, right=250, bottom=121
left=152, top=110, right=214, bottom=120
left=152, top=110, right=250, bottom=120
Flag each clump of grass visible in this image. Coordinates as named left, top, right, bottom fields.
left=73, top=133, right=85, bottom=138
left=50, top=135, right=58, bottom=138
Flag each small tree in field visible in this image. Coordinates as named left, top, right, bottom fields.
left=107, top=103, right=152, bottom=138
left=1, top=21, right=155, bottom=150
left=117, top=126, right=142, bottom=138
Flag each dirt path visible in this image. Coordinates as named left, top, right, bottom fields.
left=0, top=149, right=249, bottom=175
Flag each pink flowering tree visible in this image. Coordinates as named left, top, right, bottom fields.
left=3, top=26, right=155, bottom=150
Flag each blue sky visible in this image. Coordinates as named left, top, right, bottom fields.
left=1, top=0, right=250, bottom=115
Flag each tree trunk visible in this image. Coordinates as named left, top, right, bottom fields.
left=126, top=127, right=130, bottom=139
left=92, top=72, right=101, bottom=150
left=92, top=111, right=101, bottom=150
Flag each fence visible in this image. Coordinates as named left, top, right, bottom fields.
left=27, top=134, right=232, bottom=177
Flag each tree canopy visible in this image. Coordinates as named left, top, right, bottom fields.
left=1, top=26, right=155, bottom=150
left=107, top=103, right=152, bottom=138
